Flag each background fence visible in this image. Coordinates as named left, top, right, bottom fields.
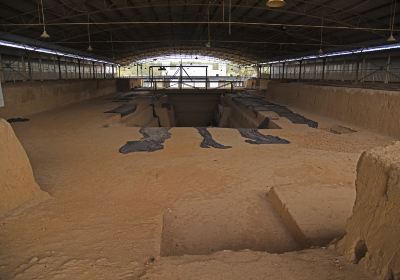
left=266, top=50, right=400, bottom=85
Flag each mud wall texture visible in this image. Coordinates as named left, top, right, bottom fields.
left=168, top=93, right=220, bottom=127
left=116, top=78, right=142, bottom=92
left=221, top=95, right=268, bottom=128
left=266, top=82, right=400, bottom=138
left=0, top=119, right=48, bottom=218
left=337, top=142, right=400, bottom=280
left=245, top=78, right=269, bottom=90
left=0, top=79, right=117, bottom=118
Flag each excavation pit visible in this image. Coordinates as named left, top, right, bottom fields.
left=166, top=92, right=221, bottom=127
left=160, top=194, right=300, bottom=257
left=106, top=91, right=298, bottom=153
left=162, top=92, right=288, bottom=129
left=106, top=90, right=312, bottom=130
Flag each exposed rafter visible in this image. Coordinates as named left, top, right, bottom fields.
left=0, top=0, right=396, bottom=64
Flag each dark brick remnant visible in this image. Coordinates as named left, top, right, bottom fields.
left=231, top=94, right=318, bottom=128
left=119, top=127, right=171, bottom=153
left=104, top=104, right=138, bottom=117
left=196, top=127, right=232, bottom=149
left=238, top=128, right=290, bottom=145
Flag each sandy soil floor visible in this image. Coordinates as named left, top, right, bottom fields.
left=0, top=95, right=392, bottom=279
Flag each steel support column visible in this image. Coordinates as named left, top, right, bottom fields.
left=27, top=54, right=32, bottom=81
left=78, top=59, right=81, bottom=79
left=0, top=54, right=3, bottom=82
left=299, top=60, right=303, bottom=80
left=384, top=55, right=391, bottom=84
left=39, top=55, right=43, bottom=81
left=57, top=56, right=62, bottom=80
left=270, top=64, right=274, bottom=80
left=206, top=66, right=208, bottom=91
left=355, top=57, right=360, bottom=84
left=179, top=64, right=183, bottom=90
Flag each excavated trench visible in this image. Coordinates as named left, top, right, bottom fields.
left=107, top=91, right=317, bottom=129
left=105, top=90, right=318, bottom=154
left=166, top=92, right=221, bottom=127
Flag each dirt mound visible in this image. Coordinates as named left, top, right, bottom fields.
left=0, top=119, right=48, bottom=218
left=337, top=142, right=400, bottom=280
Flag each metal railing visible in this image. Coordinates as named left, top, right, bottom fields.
left=143, top=76, right=245, bottom=90
left=0, top=53, right=119, bottom=83
left=144, top=64, right=245, bottom=90
left=267, top=52, right=400, bottom=85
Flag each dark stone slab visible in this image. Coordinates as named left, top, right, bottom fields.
left=104, top=104, right=137, bottom=117
left=257, top=118, right=270, bottom=129
left=231, top=94, right=318, bottom=128
left=119, top=127, right=171, bottom=153
left=238, top=128, right=290, bottom=145
left=7, top=117, right=29, bottom=123
left=196, top=127, right=232, bottom=149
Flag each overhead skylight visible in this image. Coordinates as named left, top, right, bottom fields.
left=264, top=43, right=400, bottom=65
left=136, top=54, right=232, bottom=65
left=0, top=39, right=117, bottom=65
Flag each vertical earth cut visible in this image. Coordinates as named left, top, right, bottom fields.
left=337, top=142, right=400, bottom=280
left=0, top=118, right=48, bottom=218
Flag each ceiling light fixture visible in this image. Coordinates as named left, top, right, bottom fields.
left=266, top=0, right=286, bottom=8
left=387, top=34, right=397, bottom=43
left=0, top=39, right=116, bottom=65
left=39, top=0, right=50, bottom=39
left=318, top=16, right=324, bottom=54
left=388, top=0, right=397, bottom=43
left=87, top=13, right=93, bottom=51
left=40, top=29, right=50, bottom=39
